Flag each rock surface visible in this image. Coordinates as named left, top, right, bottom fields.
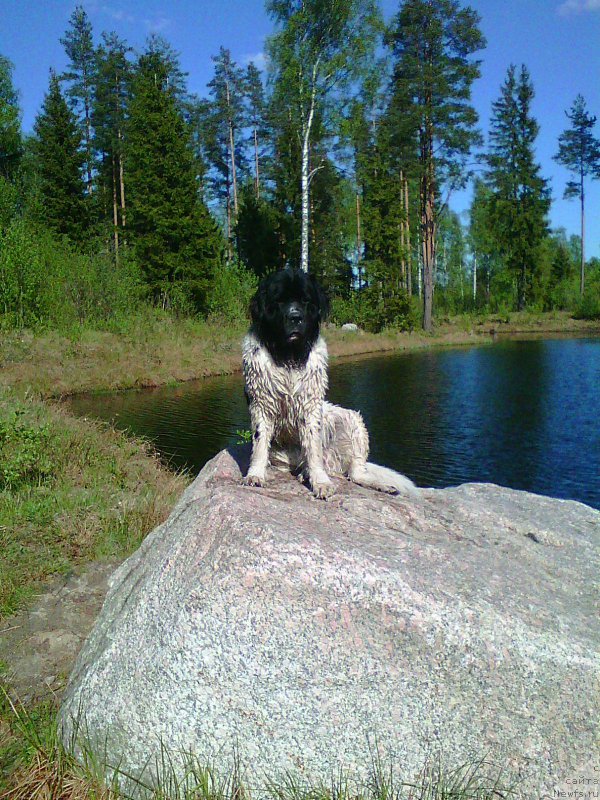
left=0, top=560, right=120, bottom=702
left=60, top=448, right=600, bottom=797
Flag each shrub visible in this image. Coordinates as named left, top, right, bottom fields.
left=0, top=407, right=54, bottom=490
left=207, top=261, right=258, bottom=325
left=0, top=220, right=142, bottom=330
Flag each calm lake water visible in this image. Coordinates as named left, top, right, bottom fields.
left=68, top=337, right=600, bottom=510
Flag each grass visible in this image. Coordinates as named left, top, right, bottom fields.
left=1, top=309, right=598, bottom=399
left=0, top=388, right=187, bottom=619
left=0, top=688, right=513, bottom=799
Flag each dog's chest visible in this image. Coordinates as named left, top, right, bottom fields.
left=243, top=334, right=328, bottom=439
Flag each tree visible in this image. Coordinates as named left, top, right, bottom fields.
left=205, top=48, right=247, bottom=253
left=126, top=46, right=224, bottom=309
left=266, top=0, right=381, bottom=272
left=61, top=5, right=96, bottom=196
left=486, top=65, right=550, bottom=310
left=387, top=0, right=485, bottom=331
left=93, top=32, right=132, bottom=258
left=0, top=55, right=22, bottom=179
left=245, top=62, right=268, bottom=199
left=33, top=71, right=89, bottom=242
left=554, top=94, right=600, bottom=296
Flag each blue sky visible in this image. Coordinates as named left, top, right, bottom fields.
left=2, top=0, right=600, bottom=256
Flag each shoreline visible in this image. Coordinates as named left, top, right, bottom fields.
left=1, top=312, right=598, bottom=400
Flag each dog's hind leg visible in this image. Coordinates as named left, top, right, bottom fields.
left=322, top=402, right=418, bottom=497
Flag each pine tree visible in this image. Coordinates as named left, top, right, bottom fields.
left=245, top=62, right=268, bottom=200
left=60, top=5, right=96, bottom=196
left=93, top=32, right=132, bottom=258
left=0, top=55, right=22, bottom=179
left=33, top=71, right=89, bottom=242
left=205, top=48, right=247, bottom=253
left=486, top=65, right=551, bottom=310
left=554, top=94, right=600, bottom=296
left=387, top=0, right=485, bottom=331
left=126, top=47, right=224, bottom=309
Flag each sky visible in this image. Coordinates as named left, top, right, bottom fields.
left=2, top=0, right=600, bottom=256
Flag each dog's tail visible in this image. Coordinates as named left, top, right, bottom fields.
left=349, top=462, right=419, bottom=497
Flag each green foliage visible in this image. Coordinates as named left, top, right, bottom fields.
left=485, top=65, right=551, bottom=310
left=0, top=175, right=18, bottom=231
left=60, top=5, right=96, bottom=193
left=207, top=260, right=258, bottom=324
left=126, top=46, right=225, bottom=311
left=0, top=54, right=22, bottom=179
left=330, top=278, right=417, bottom=333
left=235, top=187, right=280, bottom=278
left=573, top=259, right=600, bottom=319
left=0, top=408, right=54, bottom=490
left=0, top=219, right=141, bottom=330
left=386, top=0, right=486, bottom=330
left=554, top=95, right=600, bottom=201
left=32, top=72, right=90, bottom=243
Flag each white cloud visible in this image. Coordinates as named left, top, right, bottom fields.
left=101, top=5, right=135, bottom=24
left=143, top=14, right=171, bottom=33
left=242, top=51, right=268, bottom=71
left=558, top=0, right=600, bottom=15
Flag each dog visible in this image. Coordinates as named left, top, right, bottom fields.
left=242, top=268, right=418, bottom=500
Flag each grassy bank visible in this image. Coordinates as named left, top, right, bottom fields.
left=0, top=389, right=187, bottom=619
left=2, top=310, right=598, bottom=399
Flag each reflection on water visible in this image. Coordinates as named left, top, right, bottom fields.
left=67, top=337, right=600, bottom=509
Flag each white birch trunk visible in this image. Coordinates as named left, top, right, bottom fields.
left=300, top=62, right=319, bottom=273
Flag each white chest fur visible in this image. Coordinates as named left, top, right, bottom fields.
left=242, top=333, right=328, bottom=444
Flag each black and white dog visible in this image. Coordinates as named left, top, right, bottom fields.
left=242, top=269, right=417, bottom=500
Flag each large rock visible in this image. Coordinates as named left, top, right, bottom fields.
left=60, top=449, right=600, bottom=797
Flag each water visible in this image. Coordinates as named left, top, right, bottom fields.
left=67, top=337, right=600, bottom=509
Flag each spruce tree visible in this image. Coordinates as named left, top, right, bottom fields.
left=387, top=0, right=485, bottom=331
left=486, top=65, right=550, bottom=310
left=554, top=94, right=600, bottom=296
left=0, top=55, right=22, bottom=179
left=60, top=5, right=96, bottom=196
left=33, top=71, right=89, bottom=242
left=126, top=47, right=224, bottom=310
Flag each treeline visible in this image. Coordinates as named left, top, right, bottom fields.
left=1, top=0, right=600, bottom=335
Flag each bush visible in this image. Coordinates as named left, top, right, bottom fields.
left=0, top=406, right=54, bottom=490
left=207, top=261, right=258, bottom=325
left=573, top=288, right=600, bottom=320
left=0, top=220, right=142, bottom=330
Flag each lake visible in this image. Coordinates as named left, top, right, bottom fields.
left=67, top=336, right=600, bottom=510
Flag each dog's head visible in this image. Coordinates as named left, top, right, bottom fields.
left=250, top=269, right=329, bottom=364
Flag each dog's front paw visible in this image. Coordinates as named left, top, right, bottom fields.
left=312, top=480, right=335, bottom=500
left=242, top=473, right=265, bottom=488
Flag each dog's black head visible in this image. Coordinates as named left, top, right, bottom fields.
left=250, top=269, right=329, bottom=365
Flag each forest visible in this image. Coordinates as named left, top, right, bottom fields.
left=1, top=0, right=600, bottom=336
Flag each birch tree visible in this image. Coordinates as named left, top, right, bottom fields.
left=266, top=0, right=380, bottom=272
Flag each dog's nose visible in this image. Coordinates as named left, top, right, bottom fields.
left=286, top=304, right=303, bottom=323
